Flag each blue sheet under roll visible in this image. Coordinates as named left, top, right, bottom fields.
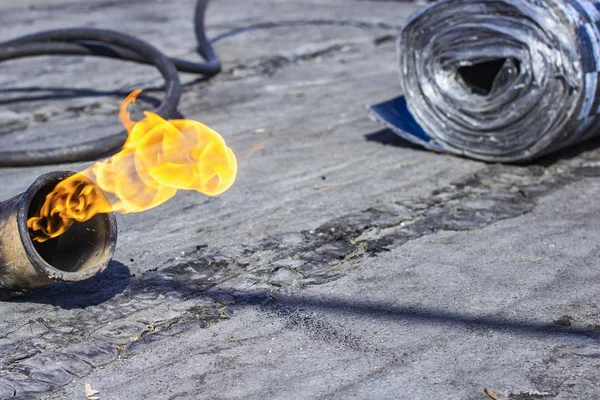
left=370, top=0, right=600, bottom=162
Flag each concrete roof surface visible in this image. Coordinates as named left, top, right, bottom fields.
left=0, top=0, right=598, bottom=399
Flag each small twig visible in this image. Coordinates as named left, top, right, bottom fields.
left=314, top=183, right=342, bottom=190
left=241, top=137, right=276, bottom=161
left=484, top=388, right=503, bottom=400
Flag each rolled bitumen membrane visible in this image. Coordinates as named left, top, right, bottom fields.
left=370, top=0, right=600, bottom=162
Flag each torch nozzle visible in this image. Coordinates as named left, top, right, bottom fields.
left=0, top=171, right=117, bottom=300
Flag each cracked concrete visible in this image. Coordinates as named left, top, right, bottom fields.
left=0, top=0, right=599, bottom=399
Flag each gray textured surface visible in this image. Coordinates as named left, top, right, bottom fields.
left=0, top=0, right=599, bottom=399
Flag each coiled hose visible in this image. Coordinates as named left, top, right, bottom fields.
left=0, top=0, right=220, bottom=166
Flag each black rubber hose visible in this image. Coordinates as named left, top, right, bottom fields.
left=0, top=0, right=220, bottom=167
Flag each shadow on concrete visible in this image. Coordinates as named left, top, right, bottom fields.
left=534, top=136, right=600, bottom=167
left=269, top=295, right=600, bottom=339
left=0, top=86, right=166, bottom=109
left=364, top=128, right=600, bottom=167
left=0, top=76, right=212, bottom=111
left=364, top=128, right=425, bottom=151
left=12, top=260, right=131, bottom=309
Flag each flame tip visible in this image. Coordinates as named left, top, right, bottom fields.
left=28, top=90, right=238, bottom=242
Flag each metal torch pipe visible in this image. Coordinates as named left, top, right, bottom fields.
left=0, top=171, right=117, bottom=300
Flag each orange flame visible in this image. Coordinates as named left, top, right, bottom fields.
left=27, top=89, right=238, bottom=242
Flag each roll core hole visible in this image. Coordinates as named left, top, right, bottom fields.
left=458, top=58, right=516, bottom=95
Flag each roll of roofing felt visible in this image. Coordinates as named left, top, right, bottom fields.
left=369, top=0, right=600, bottom=162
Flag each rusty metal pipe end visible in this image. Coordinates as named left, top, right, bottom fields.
left=0, top=171, right=117, bottom=300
